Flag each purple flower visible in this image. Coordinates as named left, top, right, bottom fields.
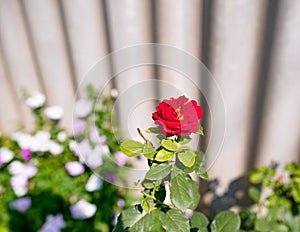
left=72, top=119, right=86, bottom=136
left=9, top=197, right=32, bottom=212
left=21, top=149, right=32, bottom=161
left=70, top=200, right=96, bottom=220
left=86, top=145, right=104, bottom=169
left=89, top=127, right=106, bottom=144
left=39, top=213, right=66, bottom=232
left=74, top=99, right=93, bottom=118
left=65, top=162, right=85, bottom=176
left=107, top=173, right=116, bottom=183
left=114, top=151, right=129, bottom=167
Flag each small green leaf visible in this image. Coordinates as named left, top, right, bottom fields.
left=145, top=163, right=172, bottom=180
left=146, top=126, right=160, bottom=134
left=114, top=206, right=162, bottom=232
left=155, top=149, right=174, bottom=162
left=190, top=212, right=209, bottom=231
left=210, top=211, right=241, bottom=232
left=143, top=141, right=156, bottom=159
left=161, top=139, right=178, bottom=151
left=254, top=218, right=271, bottom=231
left=249, top=171, right=264, bottom=184
left=195, top=125, right=204, bottom=135
left=177, top=136, right=192, bottom=145
left=156, top=134, right=167, bottom=143
left=142, top=179, right=162, bottom=189
left=248, top=187, right=261, bottom=203
left=170, top=173, right=200, bottom=211
left=120, top=140, right=144, bottom=157
left=159, top=209, right=190, bottom=232
left=178, top=150, right=197, bottom=168
left=194, top=151, right=208, bottom=179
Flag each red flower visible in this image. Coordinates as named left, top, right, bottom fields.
left=152, top=96, right=203, bottom=137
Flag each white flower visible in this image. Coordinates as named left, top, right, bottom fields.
left=30, top=131, right=51, bottom=152
left=85, top=174, right=103, bottom=192
left=0, top=147, right=14, bottom=165
left=39, top=213, right=66, bottom=232
left=8, top=161, right=24, bottom=175
left=110, top=89, right=119, bottom=98
left=74, top=99, right=93, bottom=118
left=44, top=106, right=64, bottom=120
left=25, top=92, right=46, bottom=109
left=12, top=131, right=32, bottom=149
left=70, top=200, right=96, bottom=220
left=86, top=145, right=104, bottom=169
left=117, top=199, right=125, bottom=208
left=65, top=162, right=85, bottom=176
left=10, top=175, right=28, bottom=197
left=9, top=197, right=32, bottom=212
left=57, top=132, right=67, bottom=142
left=49, top=141, right=64, bottom=155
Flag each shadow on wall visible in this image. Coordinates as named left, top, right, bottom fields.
left=198, top=175, right=253, bottom=219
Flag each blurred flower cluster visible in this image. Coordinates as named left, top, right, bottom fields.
left=0, top=86, right=133, bottom=232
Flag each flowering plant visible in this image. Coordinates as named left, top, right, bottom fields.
left=0, top=87, right=133, bottom=232
left=240, top=162, right=300, bottom=231
left=115, top=96, right=241, bottom=232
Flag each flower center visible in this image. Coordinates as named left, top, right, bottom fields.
left=175, top=107, right=184, bottom=120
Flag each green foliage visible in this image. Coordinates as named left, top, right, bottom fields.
left=240, top=162, right=300, bottom=232
left=117, top=119, right=242, bottom=232
left=210, top=211, right=241, bottom=232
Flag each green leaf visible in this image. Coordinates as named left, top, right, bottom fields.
left=159, top=209, right=190, bottom=232
left=146, top=126, right=160, bottom=134
left=178, top=150, right=197, bottom=168
left=248, top=187, right=261, bottom=203
left=195, top=125, right=204, bottom=135
left=114, top=206, right=163, bottom=232
left=177, top=136, right=192, bottom=145
left=190, top=212, right=209, bottom=231
left=120, top=140, right=144, bottom=157
left=142, top=179, right=162, bottom=189
left=210, top=211, right=241, bottom=232
left=156, top=134, right=167, bottom=143
left=249, top=171, right=264, bottom=184
left=170, top=173, right=200, bottom=211
left=145, top=163, right=172, bottom=181
left=161, top=139, right=178, bottom=151
left=143, top=141, right=156, bottom=159
left=155, top=149, right=174, bottom=162
left=254, top=218, right=271, bottom=231
left=194, top=152, right=208, bottom=180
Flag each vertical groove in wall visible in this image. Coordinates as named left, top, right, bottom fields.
left=19, top=0, right=47, bottom=96
left=57, top=0, right=78, bottom=93
left=246, top=0, right=280, bottom=170
left=150, top=0, right=160, bottom=100
left=101, top=0, right=115, bottom=88
left=199, top=0, right=214, bottom=152
left=0, top=41, right=22, bottom=119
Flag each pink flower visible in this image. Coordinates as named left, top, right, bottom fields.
left=21, top=149, right=32, bottom=161
left=107, top=173, right=116, bottom=183
left=65, top=162, right=85, bottom=176
left=74, top=99, right=93, bottom=118
left=114, top=151, right=129, bottom=166
left=72, top=119, right=86, bottom=136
